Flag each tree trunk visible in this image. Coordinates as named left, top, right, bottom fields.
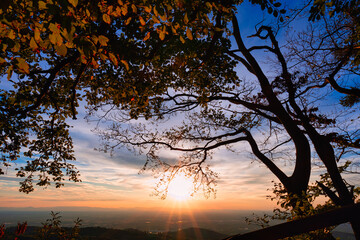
left=224, top=203, right=360, bottom=240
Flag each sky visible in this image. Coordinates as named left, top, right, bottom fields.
left=0, top=1, right=359, bottom=215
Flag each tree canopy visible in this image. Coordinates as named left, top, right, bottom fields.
left=0, top=0, right=286, bottom=192
left=1, top=0, right=360, bottom=236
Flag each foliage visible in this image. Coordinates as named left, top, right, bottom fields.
left=1, top=0, right=359, bottom=236
left=0, top=0, right=286, bottom=192
left=246, top=161, right=360, bottom=239
left=307, top=0, right=360, bottom=106
left=37, top=211, right=82, bottom=240
left=0, top=222, right=27, bottom=240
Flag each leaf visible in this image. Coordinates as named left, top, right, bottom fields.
left=49, top=32, right=63, bottom=45
left=184, top=13, right=189, bottom=24
left=159, top=31, right=165, bottom=40
left=6, top=66, right=13, bottom=80
left=143, top=32, right=151, bottom=41
left=139, top=16, right=146, bottom=26
left=8, top=29, right=16, bottom=40
left=68, top=0, right=78, bottom=7
left=34, top=28, right=41, bottom=41
left=153, top=7, right=159, bottom=17
left=108, top=52, right=118, bottom=66
left=125, top=17, right=132, bottom=25
left=121, top=6, right=128, bottom=16
left=186, top=28, right=193, bottom=40
left=152, top=15, right=160, bottom=24
left=38, top=1, right=47, bottom=10
left=16, top=58, right=30, bottom=74
left=179, top=35, right=185, bottom=44
left=103, top=14, right=111, bottom=24
left=55, top=44, right=67, bottom=56
left=12, top=42, right=20, bottom=52
left=144, top=6, right=151, bottom=13
left=91, top=35, right=98, bottom=44
left=121, top=60, right=129, bottom=70
left=30, top=37, right=38, bottom=51
left=0, top=58, right=6, bottom=64
left=131, top=4, right=137, bottom=13
left=98, top=35, right=109, bottom=46
left=99, top=53, right=108, bottom=61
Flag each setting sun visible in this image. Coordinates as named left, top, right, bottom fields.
left=167, top=173, right=193, bottom=201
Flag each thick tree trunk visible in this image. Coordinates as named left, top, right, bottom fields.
left=224, top=203, right=360, bottom=240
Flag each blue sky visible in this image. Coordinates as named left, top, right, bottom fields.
left=1, top=0, right=359, bottom=212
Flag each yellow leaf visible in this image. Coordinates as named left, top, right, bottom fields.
left=103, top=14, right=111, bottom=24
left=108, top=52, right=118, bottom=66
left=205, top=2, right=212, bottom=9
left=121, top=6, right=128, bottom=15
left=143, top=32, right=150, bottom=41
left=16, top=58, right=30, bottom=74
left=49, top=32, right=63, bottom=45
left=152, top=15, right=160, bottom=24
left=49, top=23, right=60, bottom=33
left=117, top=0, right=123, bottom=5
left=7, top=66, right=13, bottom=81
left=153, top=7, right=159, bottom=17
left=139, top=16, right=146, bottom=26
left=179, top=35, right=185, bottom=44
left=12, top=42, right=20, bottom=52
left=125, top=17, right=132, bottom=25
left=159, top=14, right=167, bottom=22
left=8, top=29, right=16, bottom=40
left=30, top=37, right=38, bottom=50
left=99, top=53, right=108, bottom=61
left=0, top=58, right=6, bottom=64
left=98, top=35, right=109, bottom=46
left=91, top=35, right=99, bottom=44
left=184, top=13, right=189, bottom=24
left=55, top=44, right=67, bottom=56
left=121, top=60, right=129, bottom=70
left=131, top=4, right=137, bottom=13
left=68, top=0, right=78, bottom=7
left=186, top=28, right=193, bottom=40
left=38, top=1, right=47, bottom=10
left=144, top=6, right=151, bottom=13
left=159, top=31, right=165, bottom=40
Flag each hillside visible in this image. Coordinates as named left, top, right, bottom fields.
left=1, top=226, right=228, bottom=240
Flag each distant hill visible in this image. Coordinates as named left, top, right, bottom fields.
left=2, top=226, right=228, bottom=240
left=165, top=227, right=229, bottom=240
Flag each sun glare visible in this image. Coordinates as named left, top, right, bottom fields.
left=167, top=173, right=193, bottom=201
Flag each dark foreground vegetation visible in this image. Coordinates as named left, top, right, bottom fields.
left=1, top=225, right=228, bottom=240
left=2, top=225, right=357, bottom=240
